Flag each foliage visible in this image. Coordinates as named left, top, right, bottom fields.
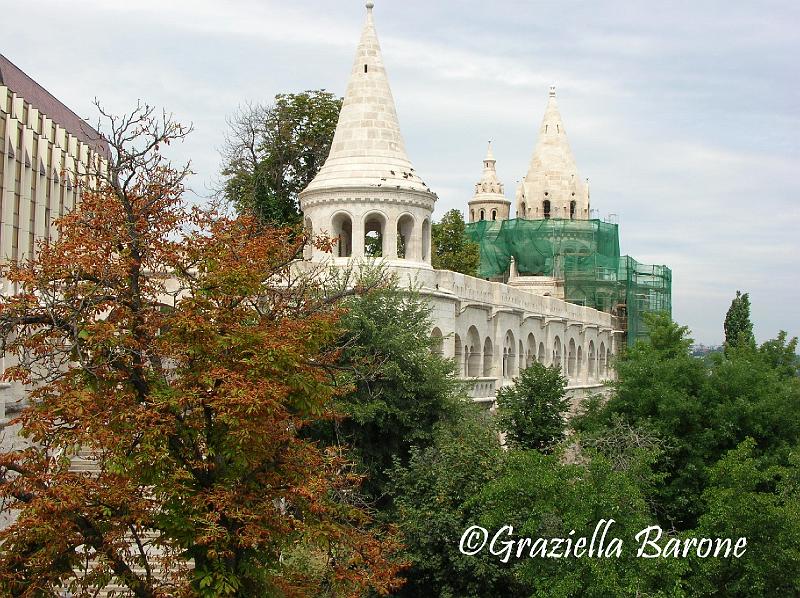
left=320, top=280, right=465, bottom=502
left=496, top=362, right=570, bottom=453
left=574, top=311, right=800, bottom=529
left=219, top=90, right=342, bottom=226
left=473, top=450, right=687, bottom=598
left=386, top=411, right=514, bottom=597
left=685, top=438, right=800, bottom=596
left=723, top=290, right=755, bottom=350
left=431, top=209, right=481, bottom=276
left=0, top=104, right=401, bottom=597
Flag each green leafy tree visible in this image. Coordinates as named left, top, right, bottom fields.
left=431, top=209, right=481, bottom=276
left=575, top=311, right=800, bottom=529
left=686, top=438, right=800, bottom=597
left=724, top=290, right=755, bottom=350
left=496, top=362, right=570, bottom=452
left=220, top=90, right=342, bottom=226
left=473, top=450, right=687, bottom=597
left=387, top=412, right=516, bottom=597
left=315, top=278, right=464, bottom=501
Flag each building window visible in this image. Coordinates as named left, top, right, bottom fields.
left=491, top=209, right=497, bottom=221
left=543, top=200, right=551, bottom=219
left=570, top=200, right=576, bottom=219
left=480, top=209, right=485, bottom=220
left=364, top=64, right=368, bottom=73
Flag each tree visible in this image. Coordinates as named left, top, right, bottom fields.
left=724, top=290, right=755, bottom=350
left=386, top=412, right=515, bottom=597
left=0, top=104, right=401, bottom=596
left=219, top=91, right=342, bottom=226
left=316, top=281, right=464, bottom=502
left=431, top=210, right=481, bottom=276
left=686, top=439, right=800, bottom=596
left=496, top=362, right=570, bottom=453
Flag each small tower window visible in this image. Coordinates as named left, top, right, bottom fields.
left=364, top=64, right=368, bottom=73
left=470, top=209, right=475, bottom=222
left=543, top=200, right=551, bottom=219
left=570, top=200, right=576, bottom=219
left=480, top=209, right=485, bottom=220
left=491, top=209, right=497, bottom=221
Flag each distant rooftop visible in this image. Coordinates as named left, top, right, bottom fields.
left=0, top=54, right=109, bottom=157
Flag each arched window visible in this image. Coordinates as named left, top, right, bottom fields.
left=599, top=342, right=607, bottom=377
left=588, top=341, right=596, bottom=378
left=491, top=209, right=497, bottom=221
left=421, top=218, right=431, bottom=262
left=538, top=341, right=546, bottom=364
left=396, top=214, right=414, bottom=259
left=480, top=209, right=485, bottom=221
left=526, top=333, right=536, bottom=368
left=520, top=202, right=527, bottom=219
left=431, top=328, right=443, bottom=356
left=503, top=331, right=516, bottom=378
left=467, top=326, right=481, bottom=377
left=331, top=212, right=353, bottom=258
left=303, top=217, right=313, bottom=260
left=567, top=338, right=576, bottom=376
left=543, top=199, right=551, bottom=219
left=364, top=212, right=386, bottom=257
left=570, top=200, right=576, bottom=219
left=577, top=346, right=583, bottom=377
left=470, top=209, right=475, bottom=222
left=553, top=336, right=562, bottom=369
left=483, top=337, right=493, bottom=377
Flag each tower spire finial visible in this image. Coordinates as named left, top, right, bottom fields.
left=366, top=1, right=374, bottom=10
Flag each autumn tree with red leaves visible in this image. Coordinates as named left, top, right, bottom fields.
left=0, top=104, right=402, bottom=597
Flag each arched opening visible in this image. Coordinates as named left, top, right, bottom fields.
left=520, top=202, right=527, bottom=219
left=570, top=200, right=576, bottom=219
left=518, top=339, right=524, bottom=372
left=470, top=209, right=475, bottom=222
left=606, top=347, right=612, bottom=375
left=526, top=333, right=536, bottom=368
left=577, top=346, right=583, bottom=377
left=491, top=209, right=497, bottom=221
left=553, top=336, right=562, bottom=370
left=483, top=337, right=493, bottom=377
left=503, top=331, right=516, bottom=378
left=364, top=212, right=386, bottom=257
left=588, top=341, right=596, bottom=378
left=431, top=327, right=443, bottom=356
left=396, top=213, right=414, bottom=259
left=467, top=326, right=481, bottom=377
left=479, top=209, right=485, bottom=221
left=543, top=199, right=551, bottom=219
left=454, top=334, right=464, bottom=376
left=331, top=212, right=352, bottom=258
left=567, top=338, right=576, bottom=377
left=599, top=342, right=607, bottom=377
left=421, top=218, right=430, bottom=262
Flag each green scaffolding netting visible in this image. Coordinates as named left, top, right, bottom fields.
left=464, top=218, right=672, bottom=346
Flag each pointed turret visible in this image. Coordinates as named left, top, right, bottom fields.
left=516, top=86, right=590, bottom=220
left=303, top=2, right=429, bottom=193
left=300, top=3, right=437, bottom=266
left=468, top=142, right=510, bottom=222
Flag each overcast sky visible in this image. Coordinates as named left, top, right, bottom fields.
left=4, top=0, right=798, bottom=344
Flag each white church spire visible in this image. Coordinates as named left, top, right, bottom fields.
left=300, top=3, right=437, bottom=266
left=516, top=86, right=590, bottom=220
left=303, top=2, right=430, bottom=193
left=468, top=141, right=510, bottom=222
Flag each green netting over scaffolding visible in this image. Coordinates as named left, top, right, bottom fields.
left=464, top=218, right=672, bottom=346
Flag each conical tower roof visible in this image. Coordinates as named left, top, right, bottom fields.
left=525, top=86, right=580, bottom=182
left=304, top=3, right=431, bottom=193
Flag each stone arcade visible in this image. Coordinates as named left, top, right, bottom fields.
left=298, top=2, right=620, bottom=406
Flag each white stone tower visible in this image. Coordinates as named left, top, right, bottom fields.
left=515, top=86, right=590, bottom=220
left=299, top=2, right=437, bottom=266
left=467, top=142, right=510, bottom=223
